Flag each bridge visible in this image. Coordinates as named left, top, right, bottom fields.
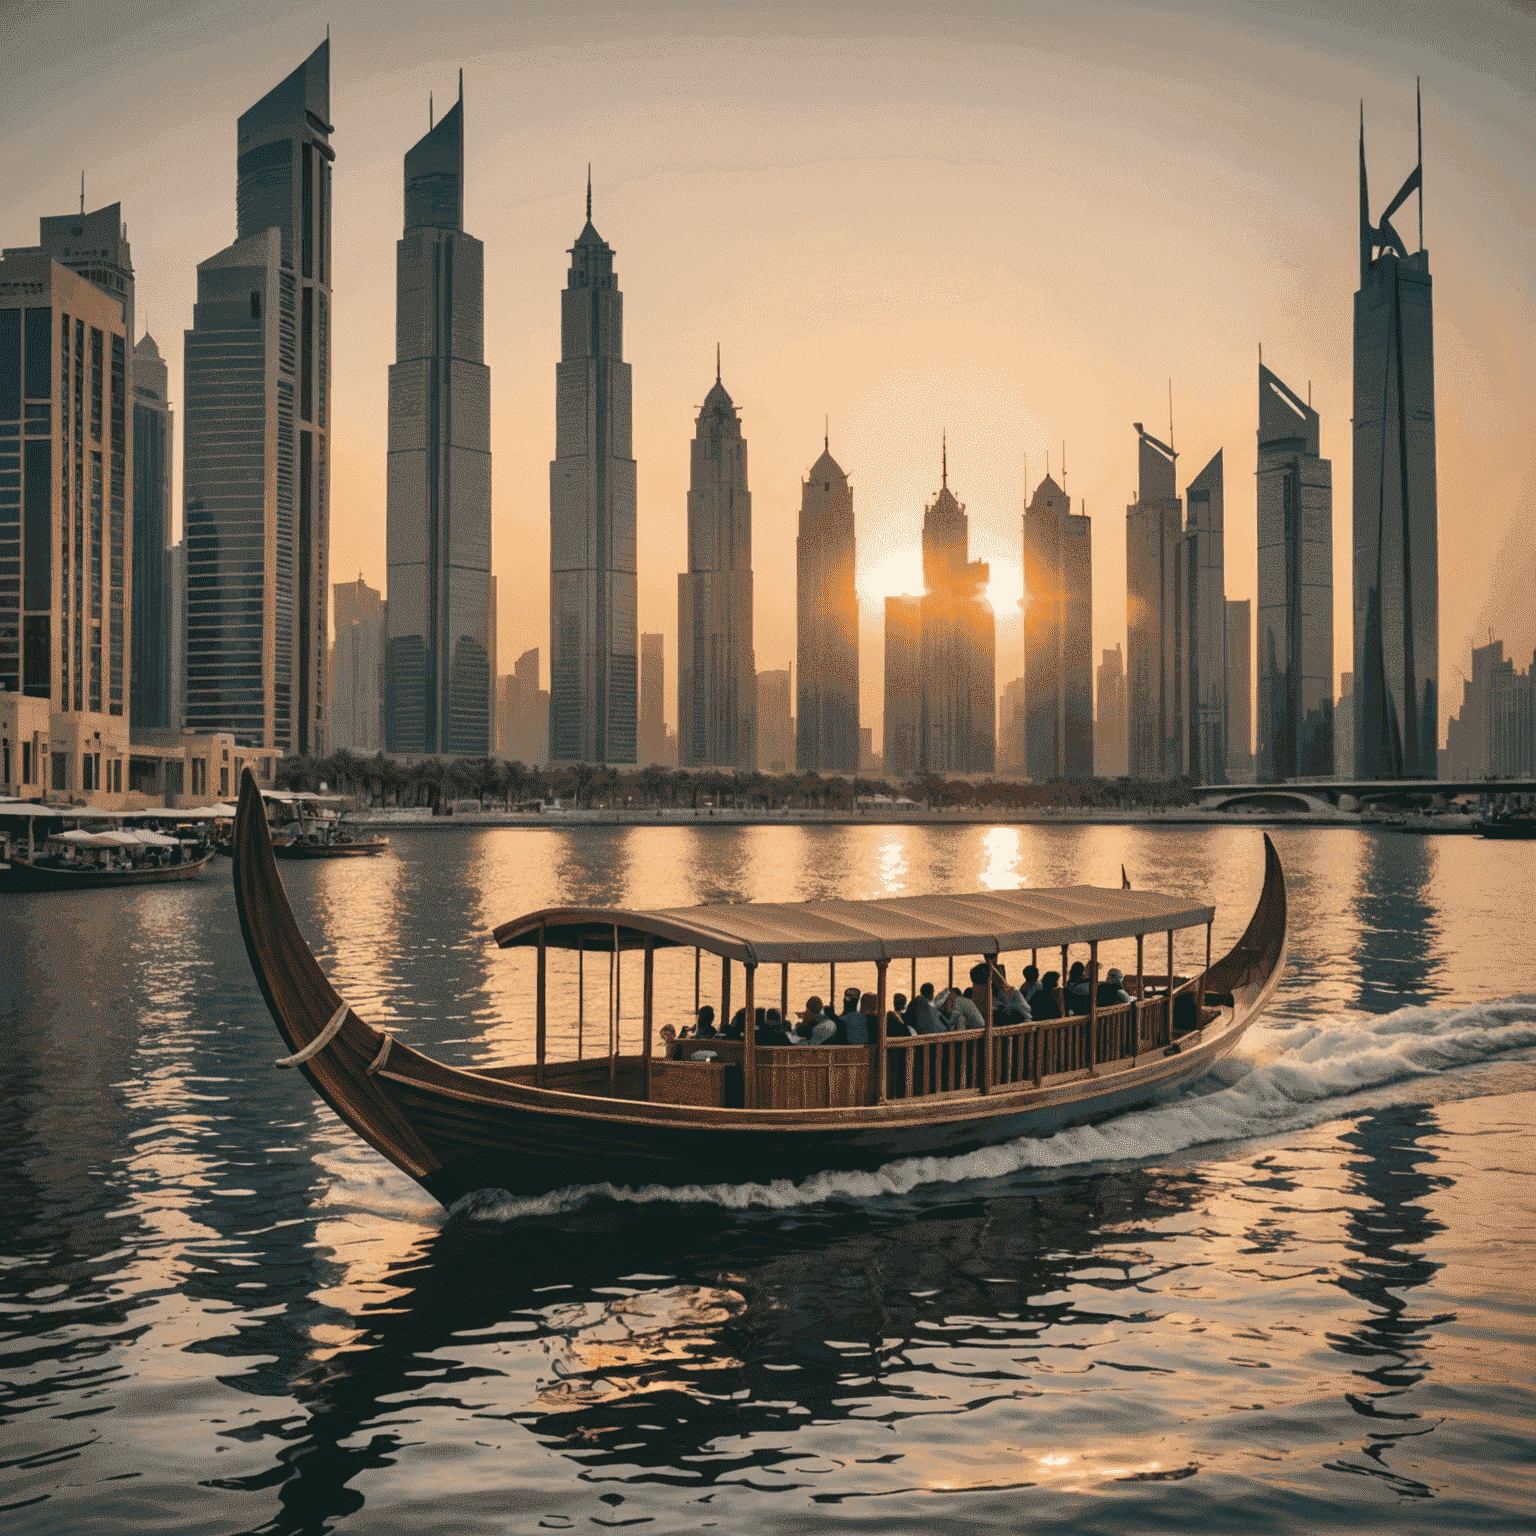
left=1192, top=777, right=1535, bottom=813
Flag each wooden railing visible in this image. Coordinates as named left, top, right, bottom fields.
left=647, top=977, right=1221, bottom=1109
left=879, top=978, right=1213, bottom=1103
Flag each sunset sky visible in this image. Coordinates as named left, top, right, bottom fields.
left=4, top=0, right=1532, bottom=745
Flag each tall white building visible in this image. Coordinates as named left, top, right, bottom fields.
left=384, top=81, right=492, bottom=756
left=678, top=359, right=755, bottom=769
left=549, top=179, right=637, bottom=764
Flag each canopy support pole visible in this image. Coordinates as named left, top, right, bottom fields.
left=830, top=960, right=836, bottom=1004
left=578, top=942, right=585, bottom=1060
left=781, top=961, right=789, bottom=1023
left=721, top=955, right=731, bottom=1039
left=1087, top=939, right=1099, bottom=1075
left=875, top=958, right=889, bottom=1104
left=536, top=922, right=547, bottom=1088
left=1136, top=933, right=1144, bottom=998
left=1199, top=920, right=1211, bottom=1034
left=608, top=925, right=618, bottom=1096
left=743, top=963, right=757, bottom=1109
left=642, top=937, right=655, bottom=1102
left=982, top=953, right=994, bottom=1094
left=910, top=956, right=916, bottom=996
left=1166, top=929, right=1175, bottom=1047
left=694, top=946, right=700, bottom=1014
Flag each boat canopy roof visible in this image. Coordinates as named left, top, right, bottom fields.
left=493, top=885, right=1217, bottom=965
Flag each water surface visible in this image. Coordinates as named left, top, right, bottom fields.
left=1, top=824, right=1532, bottom=1533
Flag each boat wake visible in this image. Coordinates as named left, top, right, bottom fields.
left=438, top=995, right=1536, bottom=1222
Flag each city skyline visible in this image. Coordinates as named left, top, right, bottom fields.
left=3, top=3, right=1531, bottom=755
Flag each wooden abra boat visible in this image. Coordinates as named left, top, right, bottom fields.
left=1, top=844, right=216, bottom=892
left=233, top=769, right=1288, bottom=1207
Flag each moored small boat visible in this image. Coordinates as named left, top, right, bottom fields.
left=1475, top=814, right=1536, bottom=840
left=232, top=769, right=1287, bottom=1208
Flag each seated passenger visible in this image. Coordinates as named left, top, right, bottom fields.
left=982, top=959, right=1032, bottom=1023
left=694, top=1005, right=718, bottom=1040
left=835, top=986, right=865, bottom=1045
left=757, top=1007, right=793, bottom=1046
left=1097, top=966, right=1135, bottom=1007
left=1021, top=965, right=1042, bottom=1006
left=1033, top=971, right=1065, bottom=1020
left=1064, top=961, right=1091, bottom=1015
left=844, top=992, right=874, bottom=1046
left=659, top=1023, right=677, bottom=1047
left=938, top=986, right=986, bottom=1031
left=905, top=982, right=944, bottom=1034
left=887, top=993, right=915, bottom=1036
left=796, top=995, right=838, bottom=1045
left=721, top=1008, right=748, bottom=1040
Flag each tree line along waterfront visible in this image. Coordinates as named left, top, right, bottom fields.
left=271, top=750, right=1214, bottom=815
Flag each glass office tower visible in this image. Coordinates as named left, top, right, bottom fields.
left=1353, top=97, right=1438, bottom=779
left=384, top=83, right=493, bottom=756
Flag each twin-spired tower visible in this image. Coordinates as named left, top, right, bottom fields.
left=1353, top=94, right=1438, bottom=779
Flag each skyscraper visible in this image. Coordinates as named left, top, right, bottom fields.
left=918, top=447, right=995, bottom=774
left=1095, top=646, right=1127, bottom=779
left=757, top=668, right=793, bottom=773
left=384, top=81, right=492, bottom=757
left=0, top=250, right=131, bottom=777
left=883, top=594, right=921, bottom=775
left=550, top=177, right=637, bottom=764
left=999, top=676, right=1027, bottom=775
left=1353, top=92, right=1438, bottom=779
left=639, top=631, right=668, bottom=765
left=130, top=333, right=173, bottom=730
left=184, top=39, right=333, bottom=753
left=1257, top=364, right=1332, bottom=780
left=1183, top=448, right=1226, bottom=782
left=1225, top=598, right=1253, bottom=779
left=1125, top=423, right=1184, bottom=779
left=330, top=574, right=382, bottom=751
left=1022, top=472, right=1092, bottom=781
left=677, top=358, right=755, bottom=769
left=796, top=435, right=858, bottom=772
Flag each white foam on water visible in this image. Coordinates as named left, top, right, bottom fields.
left=441, top=996, right=1536, bottom=1224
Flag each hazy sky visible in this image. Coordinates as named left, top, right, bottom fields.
left=4, top=0, right=1533, bottom=743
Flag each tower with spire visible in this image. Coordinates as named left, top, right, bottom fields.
left=1022, top=468, right=1092, bottom=781
left=677, top=353, right=756, bottom=770
left=182, top=38, right=333, bottom=754
left=548, top=172, right=638, bottom=763
left=1353, top=85, right=1438, bottom=778
left=1125, top=422, right=1183, bottom=779
left=1257, top=364, right=1330, bottom=782
left=796, top=430, right=859, bottom=772
left=918, top=440, right=995, bottom=773
left=384, top=72, right=493, bottom=756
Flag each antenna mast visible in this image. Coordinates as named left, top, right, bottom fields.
left=1417, top=76, right=1424, bottom=251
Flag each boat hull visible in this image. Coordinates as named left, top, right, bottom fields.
left=0, top=849, right=216, bottom=892
left=1475, top=820, right=1536, bottom=840
left=271, top=839, right=389, bottom=859
left=389, top=1028, right=1250, bottom=1206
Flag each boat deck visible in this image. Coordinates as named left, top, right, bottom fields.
left=489, top=988, right=1223, bottom=1112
